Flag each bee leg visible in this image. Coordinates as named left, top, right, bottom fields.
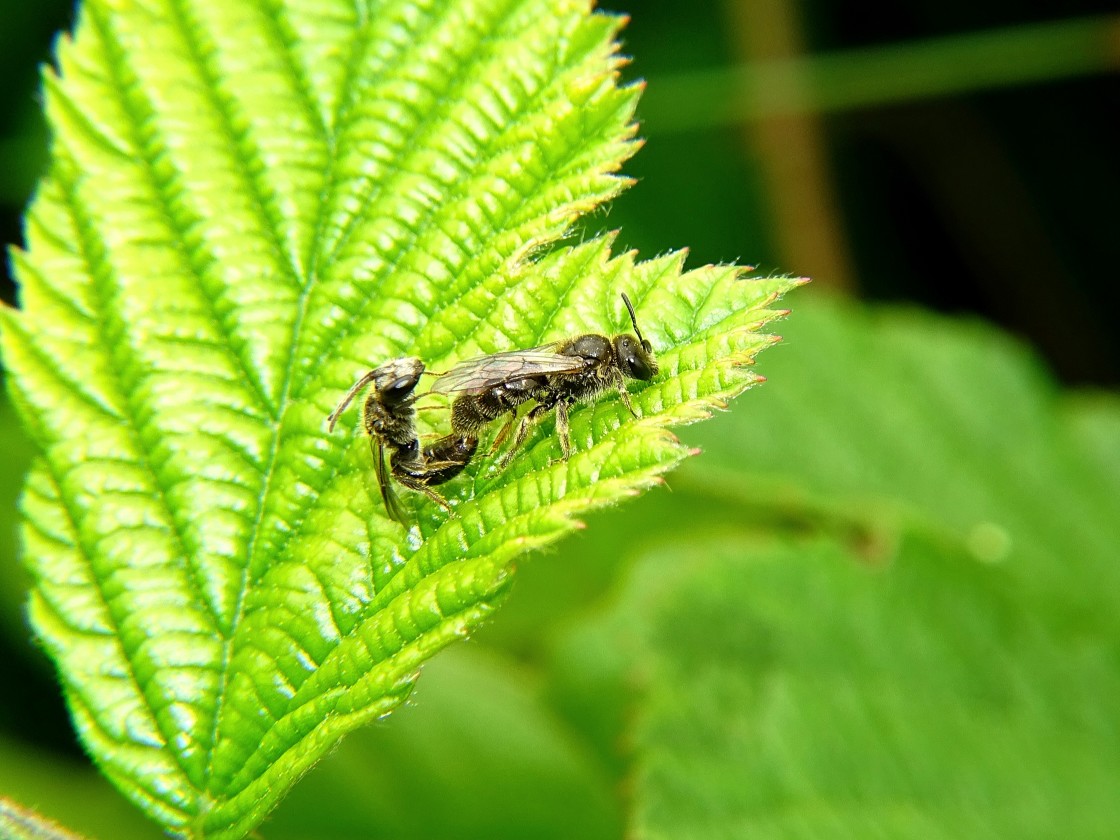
left=414, top=485, right=455, bottom=513
left=489, top=412, right=518, bottom=454
left=374, top=439, right=408, bottom=524
left=497, top=403, right=550, bottom=470
left=392, top=471, right=455, bottom=512
left=555, top=400, right=572, bottom=459
left=615, top=371, right=639, bottom=418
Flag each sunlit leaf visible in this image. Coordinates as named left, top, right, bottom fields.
left=0, top=1, right=796, bottom=837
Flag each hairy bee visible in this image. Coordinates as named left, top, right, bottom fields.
left=430, top=293, right=658, bottom=467
left=327, top=357, right=477, bottom=523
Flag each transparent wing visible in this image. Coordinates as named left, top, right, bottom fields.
left=372, top=437, right=406, bottom=524
left=429, top=346, right=589, bottom=396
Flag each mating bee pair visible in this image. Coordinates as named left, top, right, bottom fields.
left=327, top=294, right=658, bottom=523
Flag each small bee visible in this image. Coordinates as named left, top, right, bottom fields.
left=327, top=357, right=477, bottom=523
left=430, top=293, right=658, bottom=468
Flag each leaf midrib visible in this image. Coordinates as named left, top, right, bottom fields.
left=192, top=0, right=541, bottom=803
left=205, top=5, right=637, bottom=802
left=291, top=0, right=549, bottom=397
left=250, top=5, right=627, bottom=595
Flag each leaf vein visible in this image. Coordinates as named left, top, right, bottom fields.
left=30, top=460, right=198, bottom=801
left=49, top=148, right=230, bottom=651
left=245, top=0, right=332, bottom=139
left=165, top=0, right=309, bottom=293
left=87, top=2, right=284, bottom=416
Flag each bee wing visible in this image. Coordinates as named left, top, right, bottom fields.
left=429, top=346, right=589, bottom=396
left=372, top=437, right=407, bottom=524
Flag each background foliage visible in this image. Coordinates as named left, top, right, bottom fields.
left=1, top=1, right=1118, bottom=839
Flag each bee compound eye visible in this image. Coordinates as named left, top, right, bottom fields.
left=626, top=354, right=655, bottom=381
left=381, top=376, right=417, bottom=403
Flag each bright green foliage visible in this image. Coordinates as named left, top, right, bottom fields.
left=0, top=0, right=795, bottom=837
left=549, top=300, right=1120, bottom=838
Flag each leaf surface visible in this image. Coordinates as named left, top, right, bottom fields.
left=605, top=535, right=1120, bottom=840
left=0, top=1, right=796, bottom=836
left=546, top=300, right=1120, bottom=838
left=268, top=646, right=621, bottom=840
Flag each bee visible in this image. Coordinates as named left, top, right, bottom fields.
left=430, top=293, right=658, bottom=468
left=327, top=357, right=477, bottom=523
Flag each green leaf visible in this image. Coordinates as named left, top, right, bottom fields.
left=0, top=737, right=156, bottom=840
left=0, top=797, right=91, bottom=840
left=0, top=1, right=796, bottom=837
left=688, top=301, right=1120, bottom=634
left=598, top=535, right=1120, bottom=840
left=267, top=646, right=620, bottom=840
left=544, top=299, right=1120, bottom=837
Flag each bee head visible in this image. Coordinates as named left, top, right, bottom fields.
left=373, top=357, right=425, bottom=406
left=613, top=334, right=657, bottom=381
left=327, top=356, right=425, bottom=432
left=614, top=293, right=658, bottom=381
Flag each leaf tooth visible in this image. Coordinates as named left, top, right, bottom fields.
left=8, top=246, right=97, bottom=330
left=68, top=695, right=196, bottom=832
left=45, top=34, right=133, bottom=158
left=21, top=464, right=203, bottom=819
left=211, top=558, right=510, bottom=799
left=0, top=313, right=125, bottom=435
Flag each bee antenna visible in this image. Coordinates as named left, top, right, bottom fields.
left=327, top=369, right=379, bottom=432
left=621, top=292, right=650, bottom=349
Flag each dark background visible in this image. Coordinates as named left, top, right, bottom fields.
left=0, top=0, right=1117, bottom=770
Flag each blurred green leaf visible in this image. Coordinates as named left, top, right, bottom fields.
left=0, top=0, right=794, bottom=837
left=605, top=534, right=1120, bottom=839
left=268, top=645, right=619, bottom=840
left=0, top=798, right=87, bottom=840
left=540, top=298, right=1120, bottom=837
left=0, top=737, right=157, bottom=839
left=689, top=300, right=1120, bottom=632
